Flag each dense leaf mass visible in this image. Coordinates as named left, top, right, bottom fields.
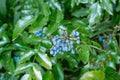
left=0, top=0, right=120, bottom=80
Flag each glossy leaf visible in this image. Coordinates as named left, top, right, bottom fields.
left=80, top=70, right=105, bottom=80
left=36, top=52, right=52, bottom=70
left=89, top=3, right=101, bottom=26
left=46, top=10, right=63, bottom=35
left=0, top=33, right=10, bottom=47
left=29, top=15, right=49, bottom=33
left=20, top=50, right=35, bottom=63
left=41, top=39, right=52, bottom=48
left=100, top=0, right=113, bottom=15
left=91, top=41, right=102, bottom=49
left=14, top=63, right=33, bottom=75
left=43, top=71, right=53, bottom=80
left=20, top=74, right=31, bottom=80
left=79, top=45, right=90, bottom=64
left=72, top=8, right=88, bottom=17
left=12, top=15, right=36, bottom=40
left=21, top=34, right=42, bottom=45
left=37, top=0, right=50, bottom=16
left=109, top=37, right=119, bottom=53
left=0, top=23, right=7, bottom=34
left=53, top=63, right=64, bottom=80
left=32, top=66, right=42, bottom=80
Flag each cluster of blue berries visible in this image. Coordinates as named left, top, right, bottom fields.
left=98, top=36, right=105, bottom=43
left=34, top=28, right=46, bottom=38
left=98, top=34, right=112, bottom=50
left=50, top=30, right=80, bottom=56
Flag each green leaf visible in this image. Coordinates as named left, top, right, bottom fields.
left=0, top=59, right=2, bottom=69
left=29, top=15, right=49, bottom=33
left=0, top=23, right=7, bottom=34
left=20, top=74, right=31, bottom=80
left=51, top=1, right=62, bottom=11
left=14, top=63, right=33, bottom=75
left=20, top=50, right=35, bottom=63
left=109, top=37, right=119, bottom=53
left=37, top=0, right=50, bottom=16
left=41, top=39, right=52, bottom=48
left=106, top=61, right=116, bottom=69
left=80, top=70, right=105, bottom=80
left=46, top=10, right=63, bottom=35
left=0, top=0, right=7, bottom=19
left=110, top=0, right=116, bottom=4
left=91, top=41, right=102, bottom=49
left=65, top=55, right=78, bottom=69
left=71, top=0, right=77, bottom=8
left=89, top=2, right=101, bottom=26
left=43, top=71, right=53, bottom=80
left=79, top=45, right=90, bottom=64
left=116, top=1, right=120, bottom=11
left=79, top=0, right=89, bottom=4
left=31, top=66, right=42, bottom=80
left=21, top=33, right=42, bottom=45
left=12, top=15, right=36, bottom=40
left=100, top=0, right=113, bottom=15
left=0, top=33, right=10, bottom=47
left=36, top=52, right=52, bottom=70
left=105, top=67, right=120, bottom=80
left=2, top=51, right=15, bottom=74
left=72, top=8, right=88, bottom=17
left=53, top=63, right=64, bottom=80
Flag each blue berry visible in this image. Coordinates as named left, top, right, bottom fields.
left=34, top=28, right=47, bottom=38
left=13, top=56, right=20, bottom=62
left=76, top=39, right=80, bottom=44
left=71, top=30, right=79, bottom=37
left=66, top=39, right=69, bottom=43
left=50, top=49, right=54, bottom=55
left=59, top=29, right=65, bottom=35
left=70, top=40, right=73, bottom=45
left=76, top=31, right=79, bottom=36
left=72, top=30, right=76, bottom=37
left=98, top=36, right=104, bottom=42
left=42, top=34, right=46, bottom=37
left=109, top=34, right=112, bottom=38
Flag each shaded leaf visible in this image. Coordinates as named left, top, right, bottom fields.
left=20, top=50, right=35, bottom=63
left=0, top=0, right=7, bottom=19
left=43, top=71, right=53, bottom=80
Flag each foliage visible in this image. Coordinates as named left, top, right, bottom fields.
left=0, top=0, right=120, bottom=80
